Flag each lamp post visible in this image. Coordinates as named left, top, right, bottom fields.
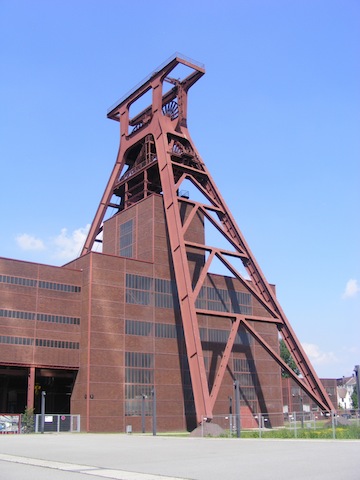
left=228, top=396, right=233, bottom=434
left=152, top=388, right=157, bottom=436
left=141, top=394, right=147, bottom=433
left=234, top=380, right=241, bottom=438
left=40, top=391, right=46, bottom=434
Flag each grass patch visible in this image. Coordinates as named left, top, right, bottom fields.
left=233, top=424, right=360, bottom=439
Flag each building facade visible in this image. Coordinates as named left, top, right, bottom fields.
left=0, top=193, right=282, bottom=432
left=0, top=54, right=333, bottom=432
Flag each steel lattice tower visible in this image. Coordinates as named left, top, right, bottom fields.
left=81, top=54, right=334, bottom=423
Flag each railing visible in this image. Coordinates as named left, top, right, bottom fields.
left=34, top=414, right=80, bottom=433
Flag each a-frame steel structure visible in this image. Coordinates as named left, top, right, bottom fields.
left=81, top=54, right=334, bottom=423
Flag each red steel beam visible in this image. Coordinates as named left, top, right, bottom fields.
left=82, top=54, right=335, bottom=425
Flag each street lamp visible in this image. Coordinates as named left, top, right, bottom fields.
left=40, top=391, right=46, bottom=434
left=141, top=394, right=147, bottom=433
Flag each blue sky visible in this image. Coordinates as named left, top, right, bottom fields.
left=1, top=0, right=359, bottom=379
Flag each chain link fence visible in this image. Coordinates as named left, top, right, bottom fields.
left=201, top=410, right=360, bottom=439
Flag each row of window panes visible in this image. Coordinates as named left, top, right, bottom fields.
left=37, top=313, right=80, bottom=325
left=0, top=308, right=80, bottom=325
left=35, top=339, right=79, bottom=349
left=126, top=274, right=253, bottom=315
left=126, top=320, right=152, bottom=336
left=233, top=358, right=255, bottom=372
left=155, top=292, right=174, bottom=309
left=125, top=384, right=153, bottom=400
left=125, top=319, right=183, bottom=339
left=0, top=275, right=36, bottom=287
left=125, top=351, right=153, bottom=368
left=238, top=386, right=257, bottom=402
left=120, top=233, right=133, bottom=248
left=125, top=399, right=152, bottom=416
left=126, top=274, right=175, bottom=309
left=0, top=309, right=35, bottom=320
left=0, top=336, right=79, bottom=349
left=200, top=327, right=252, bottom=346
left=38, top=281, right=81, bottom=292
left=0, top=336, right=33, bottom=346
left=0, top=275, right=81, bottom=293
left=125, top=369, right=153, bottom=384
left=120, top=220, right=134, bottom=258
left=126, top=290, right=174, bottom=309
left=234, top=372, right=254, bottom=387
left=155, top=278, right=175, bottom=294
left=125, top=319, right=252, bottom=346
left=196, top=286, right=252, bottom=314
left=126, top=290, right=151, bottom=305
left=155, top=323, right=180, bottom=339
left=126, top=274, right=152, bottom=291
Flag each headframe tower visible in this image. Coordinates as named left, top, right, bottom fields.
left=81, top=54, right=334, bottom=424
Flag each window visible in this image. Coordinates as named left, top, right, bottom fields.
left=126, top=274, right=152, bottom=305
left=36, top=313, right=80, bottom=325
left=125, top=352, right=154, bottom=416
left=155, top=323, right=179, bottom=339
left=120, top=219, right=134, bottom=258
left=195, top=286, right=252, bottom=315
left=200, top=327, right=252, bottom=346
left=0, top=309, right=35, bottom=320
left=38, top=281, right=81, bottom=293
left=0, top=275, right=37, bottom=287
left=0, top=335, right=33, bottom=346
left=125, top=319, right=152, bottom=336
left=125, top=274, right=176, bottom=309
left=233, top=357, right=257, bottom=408
left=155, top=278, right=176, bottom=308
left=35, top=339, right=79, bottom=349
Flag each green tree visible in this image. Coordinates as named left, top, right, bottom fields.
left=21, top=407, right=35, bottom=433
left=280, top=339, right=300, bottom=378
left=351, top=389, right=358, bottom=409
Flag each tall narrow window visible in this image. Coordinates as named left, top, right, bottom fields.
left=120, top=219, right=134, bottom=258
left=125, top=352, right=154, bottom=416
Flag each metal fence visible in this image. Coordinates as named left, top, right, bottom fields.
left=201, top=410, right=360, bottom=439
left=34, top=414, right=81, bottom=433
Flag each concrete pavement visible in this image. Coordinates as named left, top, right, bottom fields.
left=0, top=433, right=359, bottom=480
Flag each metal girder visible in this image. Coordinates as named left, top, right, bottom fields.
left=82, top=54, right=335, bottom=425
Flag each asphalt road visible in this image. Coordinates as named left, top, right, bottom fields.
left=0, top=433, right=359, bottom=480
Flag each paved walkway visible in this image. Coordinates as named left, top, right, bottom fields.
left=0, top=433, right=359, bottom=480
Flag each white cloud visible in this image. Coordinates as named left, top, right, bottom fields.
left=52, top=224, right=90, bottom=261
left=16, top=233, right=45, bottom=251
left=302, top=343, right=338, bottom=367
left=342, top=279, right=360, bottom=299
left=15, top=225, right=90, bottom=263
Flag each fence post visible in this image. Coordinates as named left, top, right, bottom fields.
left=258, top=414, right=262, bottom=438
left=234, top=380, right=241, bottom=438
left=331, top=411, right=336, bottom=439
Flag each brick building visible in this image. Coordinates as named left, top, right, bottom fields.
left=0, top=192, right=282, bottom=432
left=0, top=54, right=332, bottom=432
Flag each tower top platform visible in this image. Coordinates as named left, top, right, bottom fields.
left=107, top=53, right=205, bottom=121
